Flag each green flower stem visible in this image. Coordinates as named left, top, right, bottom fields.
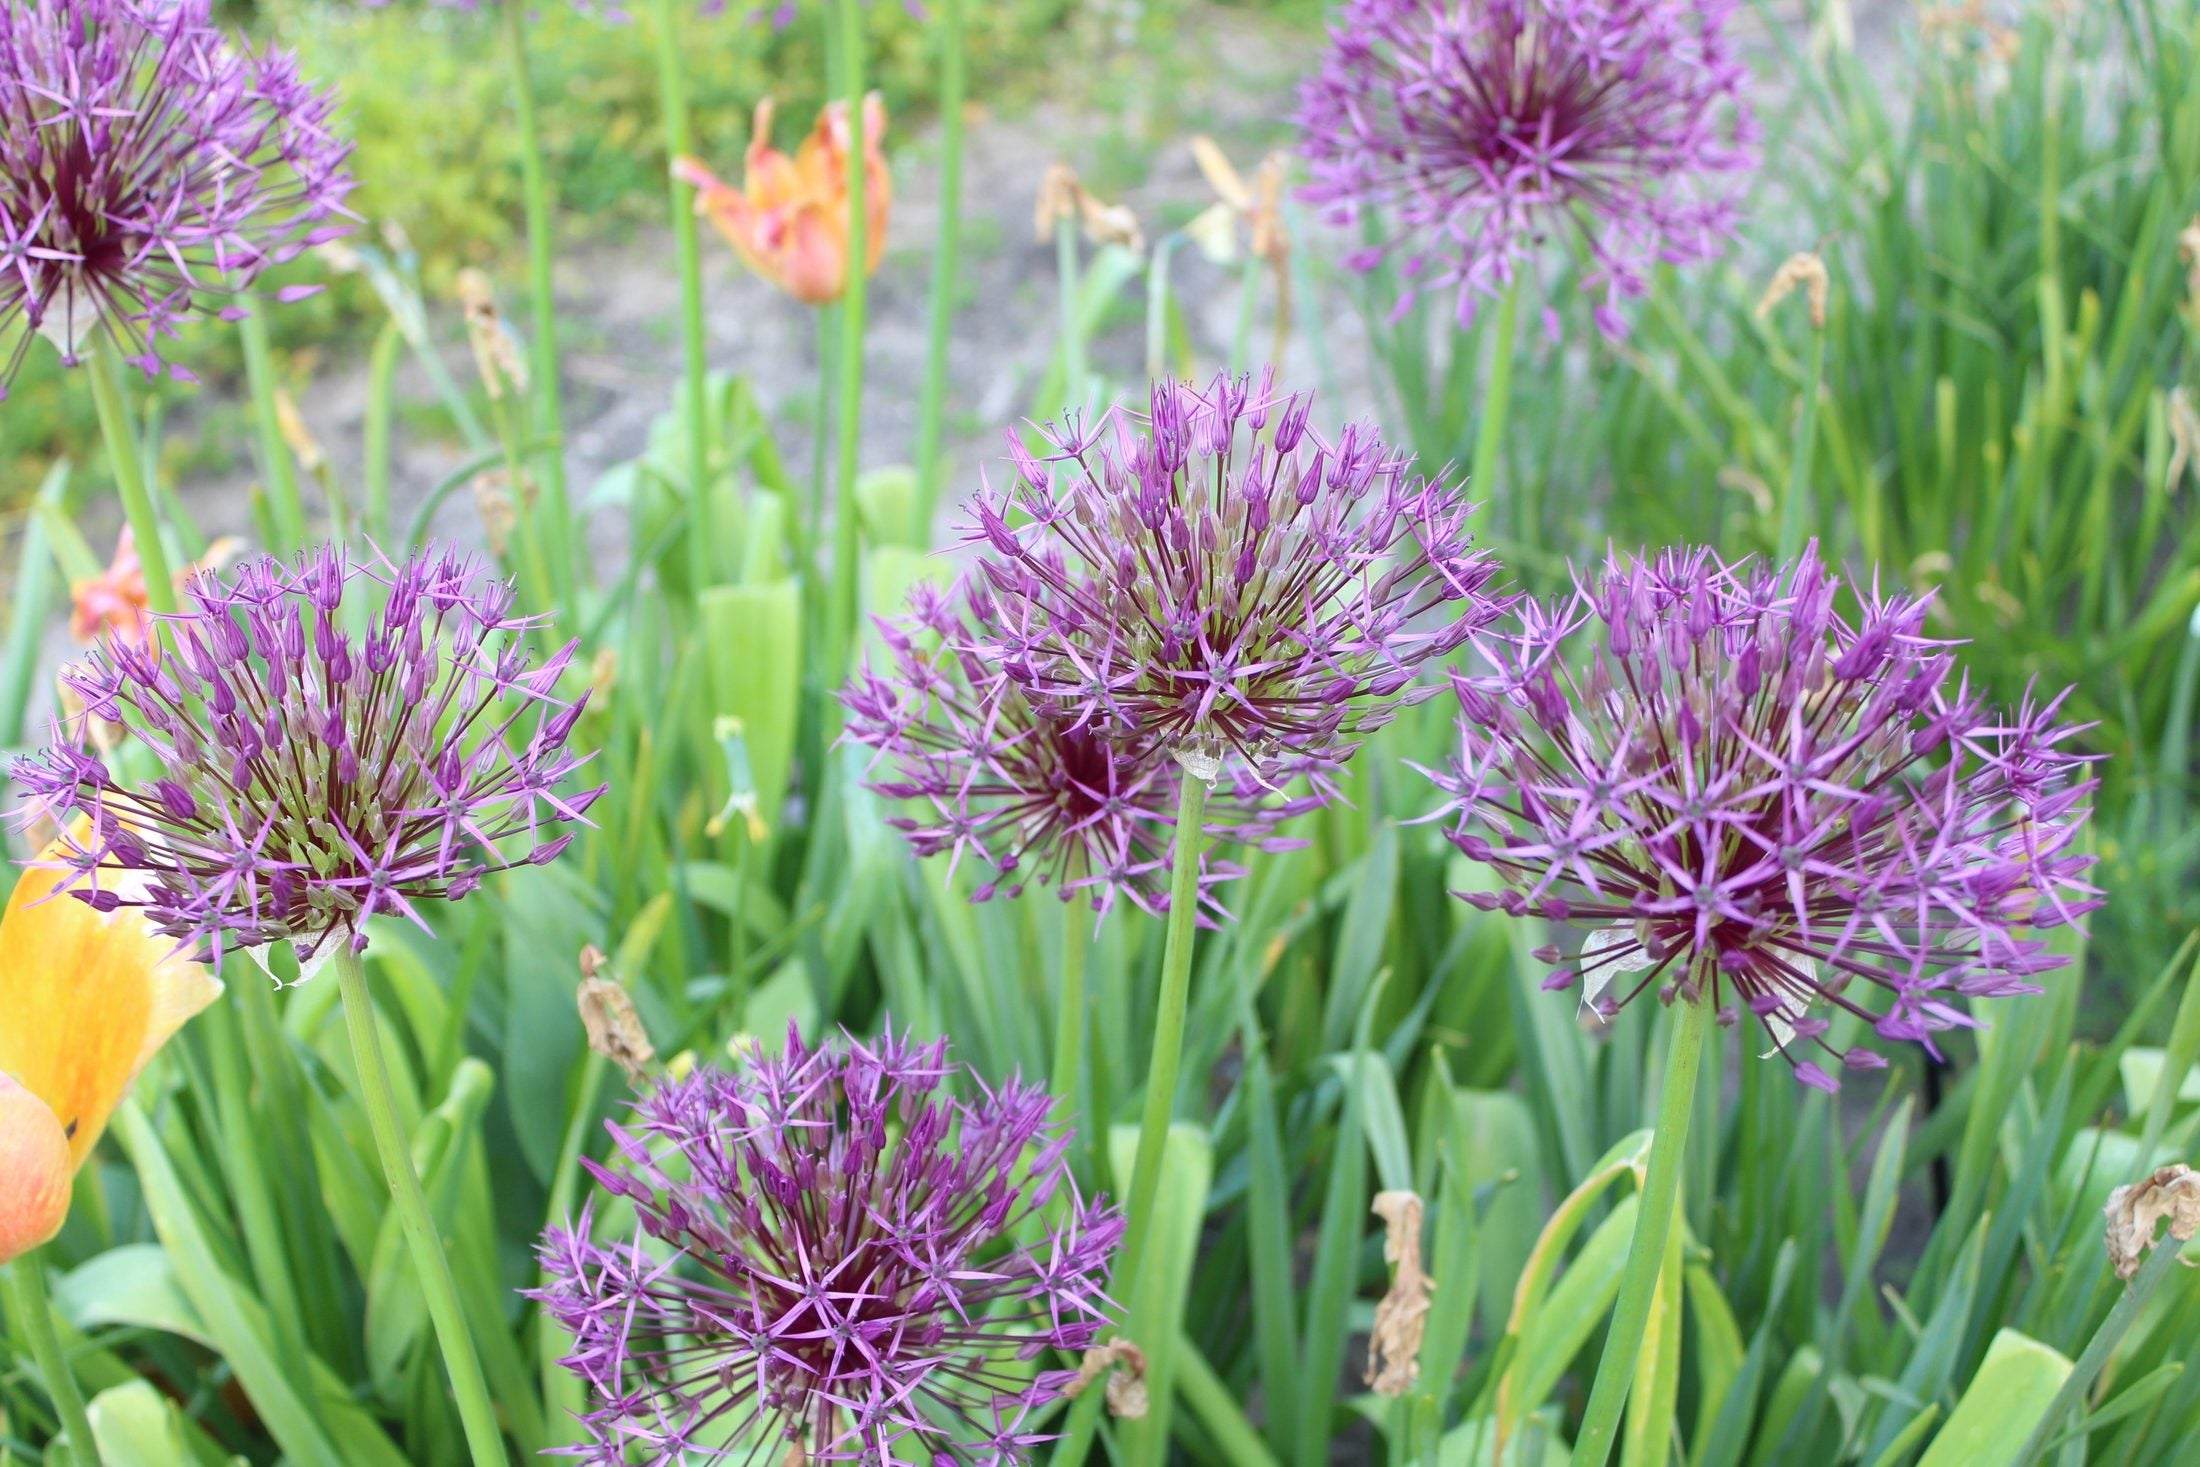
left=911, top=0, right=965, bottom=541
left=1470, top=280, right=1521, bottom=541
left=2014, top=1224, right=2193, bottom=1467
left=1145, top=234, right=1181, bottom=381
left=806, top=305, right=835, bottom=567
left=651, top=0, right=714, bottom=595
left=86, top=343, right=176, bottom=616
left=1228, top=252, right=1262, bottom=376
left=238, top=289, right=307, bottom=553
left=1050, top=913, right=1090, bottom=1137
left=1572, top=994, right=1714, bottom=1467
left=502, top=0, right=575, bottom=608
left=1056, top=216, right=1085, bottom=409
left=538, top=1049, right=610, bottom=1426
left=364, top=323, right=401, bottom=544
left=829, top=0, right=871, bottom=673
left=1777, top=326, right=1826, bottom=563
left=334, top=947, right=506, bottom=1467
left=3, top=1255, right=99, bottom=1467
left=1115, top=773, right=1210, bottom=1327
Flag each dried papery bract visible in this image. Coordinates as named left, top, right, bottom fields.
left=576, top=945, right=655, bottom=1086
left=1296, top=0, right=1757, bottom=335
left=533, top=1025, right=1123, bottom=1462
left=842, top=578, right=1321, bottom=919
left=1034, top=161, right=1144, bottom=253
left=12, top=544, right=605, bottom=969
left=1367, top=1190, right=1433, bottom=1396
left=1424, top=545, right=2099, bottom=1089
left=964, top=372, right=1506, bottom=788
left=0, top=0, right=355, bottom=393
left=2104, top=1165, right=2200, bottom=1281
left=1063, top=1339, right=1150, bottom=1419
left=1757, top=252, right=1831, bottom=330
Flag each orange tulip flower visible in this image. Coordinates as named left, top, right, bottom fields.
left=70, top=529, right=243, bottom=647
left=69, top=529, right=153, bottom=645
left=0, top=844, right=221, bottom=1264
left=676, top=93, right=890, bottom=306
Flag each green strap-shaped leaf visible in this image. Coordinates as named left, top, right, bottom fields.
left=1915, top=1330, right=2073, bottom=1467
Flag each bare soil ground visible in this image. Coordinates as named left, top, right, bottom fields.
left=160, top=0, right=1879, bottom=558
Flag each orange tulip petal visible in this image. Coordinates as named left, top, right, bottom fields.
left=0, top=847, right=221, bottom=1169
left=0, top=1071, right=71, bottom=1264
left=688, top=93, right=890, bottom=304
left=778, top=206, right=852, bottom=305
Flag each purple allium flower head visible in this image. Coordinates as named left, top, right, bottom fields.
left=842, top=578, right=1323, bottom=919
left=965, top=371, right=1506, bottom=786
left=533, top=1024, right=1121, bottom=1463
left=1422, top=546, right=2098, bottom=1090
left=1296, top=0, right=1758, bottom=336
left=11, top=544, right=603, bottom=968
left=0, top=0, right=356, bottom=395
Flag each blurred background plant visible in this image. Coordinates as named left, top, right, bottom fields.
left=4, top=0, right=2200, bottom=1464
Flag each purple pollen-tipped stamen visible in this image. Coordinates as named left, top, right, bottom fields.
left=531, top=1024, right=1122, bottom=1463
left=12, top=543, right=604, bottom=969
left=957, top=370, right=1509, bottom=790
left=1422, top=544, right=2099, bottom=1088
left=0, top=0, right=357, bottom=396
left=1295, top=0, right=1758, bottom=336
left=841, top=576, right=1326, bottom=921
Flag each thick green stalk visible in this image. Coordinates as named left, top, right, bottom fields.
left=1777, top=327, right=1826, bottom=562
left=334, top=948, right=507, bottom=1467
left=538, top=1051, right=610, bottom=1426
left=1050, top=916, right=1090, bottom=1133
left=1470, top=281, right=1521, bottom=539
left=237, top=289, right=307, bottom=552
left=830, top=0, right=870, bottom=671
left=1571, top=996, right=1714, bottom=1467
left=1145, top=234, right=1180, bottom=381
left=803, top=305, right=836, bottom=611
left=86, top=344, right=176, bottom=616
left=1057, top=216, right=1086, bottom=409
left=502, top=0, right=574, bottom=606
left=2, top=465, right=67, bottom=744
left=1115, top=774, right=1210, bottom=1322
left=911, top=0, right=965, bottom=539
left=3, top=1256, right=99, bottom=1467
left=364, top=323, right=400, bottom=544
left=651, top=0, right=714, bottom=594
left=2013, top=1223, right=2192, bottom=1467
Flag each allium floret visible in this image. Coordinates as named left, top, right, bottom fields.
left=12, top=545, right=602, bottom=967
left=0, top=0, right=356, bottom=394
left=1296, top=0, right=1758, bottom=335
left=965, top=371, right=1505, bottom=785
left=843, top=579, right=1322, bottom=918
left=534, top=1024, right=1121, bottom=1464
left=1423, top=546, right=2098, bottom=1089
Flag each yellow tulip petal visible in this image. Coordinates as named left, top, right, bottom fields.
left=0, top=848, right=221, bottom=1169
left=0, top=1070, right=72, bottom=1264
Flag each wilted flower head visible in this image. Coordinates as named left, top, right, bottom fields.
left=534, top=1024, right=1121, bottom=1463
left=12, top=545, right=603, bottom=967
left=1296, top=0, right=1757, bottom=335
left=966, top=372, right=1505, bottom=784
left=675, top=92, right=889, bottom=306
left=1423, top=546, right=2097, bottom=1089
left=842, top=579, right=1322, bottom=918
left=0, top=0, right=355, bottom=394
